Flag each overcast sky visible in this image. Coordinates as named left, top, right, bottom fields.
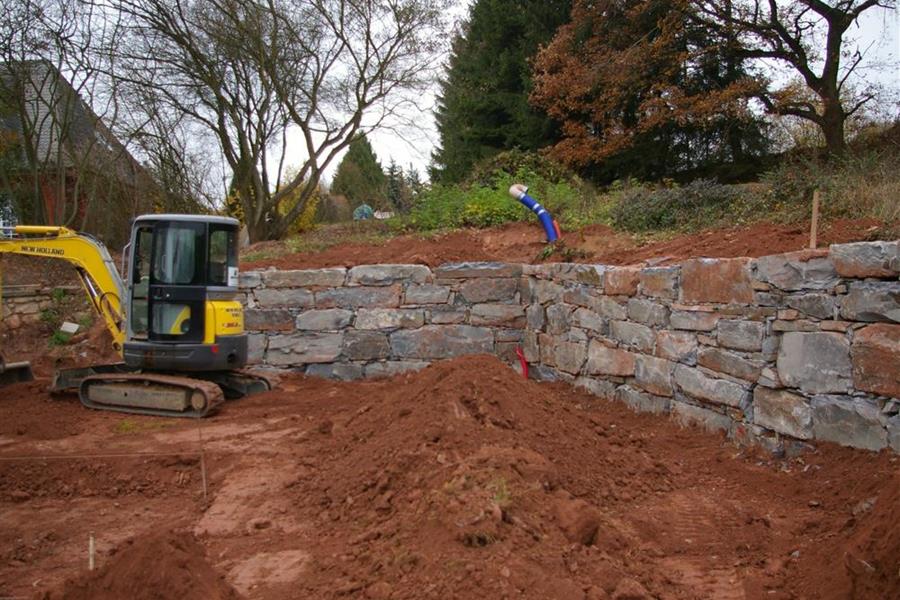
left=325, top=1, right=900, bottom=183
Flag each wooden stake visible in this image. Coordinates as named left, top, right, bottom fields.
left=88, top=534, right=95, bottom=571
left=810, top=189, right=820, bottom=249
left=200, top=452, right=208, bottom=501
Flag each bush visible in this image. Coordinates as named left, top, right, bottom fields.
left=610, top=179, right=750, bottom=233
left=408, top=156, right=595, bottom=232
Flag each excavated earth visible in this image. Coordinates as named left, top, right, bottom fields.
left=0, top=355, right=897, bottom=600
left=243, top=218, right=886, bottom=270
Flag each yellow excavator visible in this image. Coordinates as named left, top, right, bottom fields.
left=0, top=214, right=271, bottom=417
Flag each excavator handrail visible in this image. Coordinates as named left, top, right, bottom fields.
left=0, top=225, right=127, bottom=352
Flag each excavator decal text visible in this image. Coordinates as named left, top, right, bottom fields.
left=21, top=245, right=65, bottom=256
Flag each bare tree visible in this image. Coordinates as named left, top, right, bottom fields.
left=111, top=0, right=448, bottom=242
left=696, top=0, right=897, bottom=155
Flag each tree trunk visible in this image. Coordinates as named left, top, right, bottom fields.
left=821, top=98, right=846, bottom=157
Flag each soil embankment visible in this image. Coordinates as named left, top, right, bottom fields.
left=1, top=355, right=896, bottom=599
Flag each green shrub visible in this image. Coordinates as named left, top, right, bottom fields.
left=611, top=179, right=749, bottom=233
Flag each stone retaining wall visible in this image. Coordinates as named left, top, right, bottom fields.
left=240, top=241, right=900, bottom=453
left=0, top=285, right=81, bottom=330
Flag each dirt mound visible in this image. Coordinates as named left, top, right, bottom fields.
left=244, top=218, right=887, bottom=270
left=39, top=529, right=241, bottom=600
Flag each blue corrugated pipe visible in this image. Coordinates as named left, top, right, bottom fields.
left=509, top=184, right=559, bottom=243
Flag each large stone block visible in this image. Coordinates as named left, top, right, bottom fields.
left=343, top=330, right=391, bottom=361
left=777, top=332, right=852, bottom=394
left=526, top=304, right=546, bottom=330
left=295, top=309, right=353, bottom=331
left=391, top=325, right=493, bottom=359
left=434, top=262, right=522, bottom=279
left=563, top=286, right=600, bottom=309
left=244, top=309, right=294, bottom=332
left=545, top=303, right=574, bottom=334
left=639, top=266, right=680, bottom=299
left=254, top=288, right=314, bottom=309
left=717, top=319, right=765, bottom=352
left=267, top=332, right=343, bottom=365
left=262, top=268, right=346, bottom=288
left=522, top=331, right=540, bottom=362
left=554, top=341, right=587, bottom=375
left=571, top=308, right=606, bottom=333
left=755, top=250, right=838, bottom=291
left=316, top=285, right=401, bottom=309
left=238, top=271, right=262, bottom=289
left=785, top=294, right=835, bottom=320
left=586, top=342, right=636, bottom=376
left=365, top=361, right=430, bottom=378
left=458, top=278, right=518, bottom=303
left=347, top=264, right=431, bottom=286
left=575, top=377, right=617, bottom=399
left=852, top=324, right=900, bottom=398
left=355, top=308, right=425, bottom=330
left=627, top=298, right=669, bottom=327
left=404, top=284, right=451, bottom=305
left=670, top=310, right=719, bottom=331
left=674, top=365, right=747, bottom=408
left=306, top=363, right=365, bottom=381
left=604, top=267, right=641, bottom=296
left=671, top=401, right=733, bottom=434
left=839, top=282, right=900, bottom=323
left=430, top=308, right=466, bottom=324
left=698, top=347, right=763, bottom=382
left=753, top=387, right=812, bottom=440
left=634, top=355, right=674, bottom=397
left=470, top=304, right=526, bottom=328
left=528, top=279, right=565, bottom=304
left=247, top=333, right=267, bottom=364
left=609, top=320, right=655, bottom=352
left=811, top=396, right=888, bottom=451
left=596, top=297, right=627, bottom=321
left=616, top=385, right=671, bottom=414
left=656, top=330, right=698, bottom=364
left=681, top=258, right=754, bottom=304
left=830, top=241, right=900, bottom=278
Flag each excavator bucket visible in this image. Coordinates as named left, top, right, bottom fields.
left=0, top=354, right=34, bottom=387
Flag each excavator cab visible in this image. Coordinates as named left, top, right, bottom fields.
left=122, top=215, right=247, bottom=372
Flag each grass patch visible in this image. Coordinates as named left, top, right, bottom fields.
left=112, top=418, right=173, bottom=434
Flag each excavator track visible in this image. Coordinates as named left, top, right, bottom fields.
left=79, top=373, right=226, bottom=418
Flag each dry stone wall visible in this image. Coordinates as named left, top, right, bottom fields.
left=1, top=285, right=81, bottom=330
left=240, top=240, right=900, bottom=453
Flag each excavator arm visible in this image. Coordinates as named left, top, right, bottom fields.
left=0, top=226, right=126, bottom=352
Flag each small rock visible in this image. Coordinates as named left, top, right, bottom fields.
left=10, top=490, right=31, bottom=502
left=808, top=500, right=820, bottom=508
left=365, top=581, right=393, bottom=599
left=612, top=578, right=651, bottom=600
left=250, top=518, right=272, bottom=530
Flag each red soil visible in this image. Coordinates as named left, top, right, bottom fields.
left=1, top=355, right=897, bottom=599
left=244, top=218, right=887, bottom=270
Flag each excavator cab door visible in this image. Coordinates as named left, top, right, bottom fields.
left=146, top=220, right=207, bottom=343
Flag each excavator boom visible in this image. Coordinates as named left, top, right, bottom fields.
left=0, top=226, right=126, bottom=351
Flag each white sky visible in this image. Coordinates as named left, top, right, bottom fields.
left=319, top=1, right=899, bottom=183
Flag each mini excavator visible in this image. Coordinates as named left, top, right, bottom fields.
left=0, top=215, right=271, bottom=417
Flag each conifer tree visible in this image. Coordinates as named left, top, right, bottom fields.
left=431, top=0, right=572, bottom=183
left=331, top=134, right=388, bottom=210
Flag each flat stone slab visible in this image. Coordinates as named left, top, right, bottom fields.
left=681, top=258, right=754, bottom=304
left=434, top=262, right=522, bottom=279
left=347, top=264, right=432, bottom=286
left=755, top=250, right=838, bottom=291
left=777, top=332, right=852, bottom=394
left=390, top=325, right=493, bottom=359
left=262, top=268, right=347, bottom=288
left=830, top=241, right=900, bottom=278
left=851, top=323, right=900, bottom=398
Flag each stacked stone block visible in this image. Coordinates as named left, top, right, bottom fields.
left=1, top=285, right=80, bottom=330
left=240, top=263, right=526, bottom=381
left=240, top=240, right=899, bottom=453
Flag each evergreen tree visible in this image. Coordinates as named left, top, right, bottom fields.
left=331, top=134, right=388, bottom=209
left=431, top=0, right=572, bottom=183
left=385, top=159, right=406, bottom=213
